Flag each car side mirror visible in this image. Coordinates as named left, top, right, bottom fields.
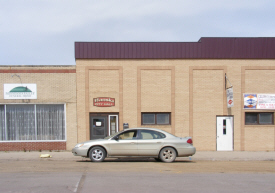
left=113, top=136, right=119, bottom=141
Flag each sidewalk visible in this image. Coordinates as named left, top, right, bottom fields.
left=0, top=151, right=274, bottom=161
left=190, top=151, right=275, bottom=161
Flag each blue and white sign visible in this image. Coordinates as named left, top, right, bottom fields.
left=244, top=94, right=275, bottom=109
left=244, top=94, right=257, bottom=109
left=4, top=84, right=37, bottom=99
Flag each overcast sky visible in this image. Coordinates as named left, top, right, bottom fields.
left=1, top=0, right=275, bottom=66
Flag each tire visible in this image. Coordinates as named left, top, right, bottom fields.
left=89, top=146, right=106, bottom=162
left=159, top=147, right=177, bottom=163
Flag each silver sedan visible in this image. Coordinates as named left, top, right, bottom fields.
left=72, top=128, right=196, bottom=163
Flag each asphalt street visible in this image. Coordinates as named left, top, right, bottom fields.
left=1, top=172, right=274, bottom=193
left=0, top=151, right=274, bottom=193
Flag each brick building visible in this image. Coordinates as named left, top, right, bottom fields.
left=0, top=66, right=77, bottom=151
left=75, top=37, right=275, bottom=151
left=1, top=37, right=275, bottom=151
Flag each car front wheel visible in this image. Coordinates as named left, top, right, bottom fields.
left=89, top=146, right=106, bottom=162
left=159, top=147, right=177, bottom=163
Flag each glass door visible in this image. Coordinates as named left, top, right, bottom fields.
left=90, top=116, right=107, bottom=140
left=109, top=115, right=118, bottom=136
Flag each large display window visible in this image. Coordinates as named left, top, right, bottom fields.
left=0, top=104, right=65, bottom=141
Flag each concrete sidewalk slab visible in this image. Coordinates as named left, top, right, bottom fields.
left=0, top=151, right=274, bottom=162
left=190, top=151, right=275, bottom=161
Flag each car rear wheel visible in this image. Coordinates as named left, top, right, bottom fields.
left=89, top=146, right=106, bottom=162
left=159, top=147, right=177, bottom=163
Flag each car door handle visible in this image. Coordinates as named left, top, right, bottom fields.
left=156, top=142, right=161, bottom=143
left=131, top=142, right=136, bottom=144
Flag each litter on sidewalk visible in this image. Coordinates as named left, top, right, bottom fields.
left=40, top=154, right=52, bottom=158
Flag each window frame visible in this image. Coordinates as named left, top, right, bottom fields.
left=141, top=112, right=171, bottom=125
left=0, top=104, right=66, bottom=142
left=245, top=112, right=274, bottom=125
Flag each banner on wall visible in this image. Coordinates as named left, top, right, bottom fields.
left=4, top=84, right=37, bottom=99
left=244, top=94, right=275, bottom=109
left=226, top=87, right=234, bottom=108
left=257, top=94, right=275, bottom=109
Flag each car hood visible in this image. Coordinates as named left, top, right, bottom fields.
left=83, top=138, right=108, bottom=144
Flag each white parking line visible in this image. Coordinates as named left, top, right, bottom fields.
left=74, top=169, right=87, bottom=193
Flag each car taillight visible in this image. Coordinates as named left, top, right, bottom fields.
left=187, top=138, right=193, bottom=144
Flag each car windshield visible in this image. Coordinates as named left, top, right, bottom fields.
left=104, top=130, right=124, bottom=139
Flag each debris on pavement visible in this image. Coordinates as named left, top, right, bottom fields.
left=40, top=154, right=52, bottom=158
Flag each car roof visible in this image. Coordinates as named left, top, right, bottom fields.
left=124, top=127, right=162, bottom=131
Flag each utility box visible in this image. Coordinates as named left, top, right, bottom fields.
left=123, top=123, right=129, bottom=130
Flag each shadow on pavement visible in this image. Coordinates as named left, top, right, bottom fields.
left=76, top=158, right=194, bottom=163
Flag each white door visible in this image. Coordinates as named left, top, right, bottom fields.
left=216, top=116, right=233, bottom=151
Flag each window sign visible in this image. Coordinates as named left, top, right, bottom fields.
left=4, top=84, right=37, bottom=99
left=96, top=122, right=102, bottom=126
left=244, top=94, right=275, bottom=109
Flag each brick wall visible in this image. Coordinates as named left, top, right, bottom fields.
left=192, top=69, right=224, bottom=150
left=0, top=142, right=66, bottom=151
left=243, top=67, right=275, bottom=151
left=76, top=60, right=275, bottom=151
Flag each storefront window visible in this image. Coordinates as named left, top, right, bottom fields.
left=157, top=114, right=170, bottom=124
left=259, top=113, right=273, bottom=124
left=142, top=114, right=155, bottom=124
left=6, top=105, right=35, bottom=140
left=245, top=113, right=258, bottom=124
left=36, top=105, right=65, bottom=140
left=142, top=113, right=170, bottom=125
left=245, top=112, right=274, bottom=125
left=0, top=104, right=65, bottom=141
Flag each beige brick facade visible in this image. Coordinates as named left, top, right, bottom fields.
left=0, top=66, right=77, bottom=151
left=1, top=57, right=274, bottom=152
left=76, top=59, right=275, bottom=151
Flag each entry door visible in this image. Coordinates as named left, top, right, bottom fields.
left=90, top=116, right=107, bottom=139
left=216, top=116, right=233, bottom=151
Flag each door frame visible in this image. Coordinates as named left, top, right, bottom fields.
left=216, top=115, right=234, bottom=151
left=108, top=115, right=119, bottom=136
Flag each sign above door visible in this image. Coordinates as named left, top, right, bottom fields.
left=93, top=97, right=115, bottom=107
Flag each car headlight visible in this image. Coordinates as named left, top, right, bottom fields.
left=75, top=143, right=84, bottom=148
